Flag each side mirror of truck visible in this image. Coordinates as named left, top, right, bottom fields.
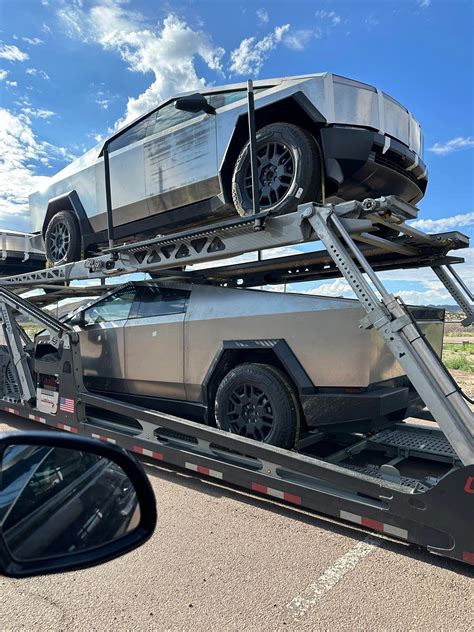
left=174, top=94, right=215, bottom=114
left=0, top=432, right=157, bottom=577
left=69, top=311, right=84, bottom=327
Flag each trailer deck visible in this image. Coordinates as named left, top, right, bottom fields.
left=0, top=195, right=472, bottom=566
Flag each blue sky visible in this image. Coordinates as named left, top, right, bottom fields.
left=0, top=0, right=472, bottom=304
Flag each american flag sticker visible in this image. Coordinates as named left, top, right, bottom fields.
left=59, top=397, right=75, bottom=414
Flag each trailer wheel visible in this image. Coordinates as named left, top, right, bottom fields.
left=231, top=122, right=321, bottom=217
left=45, top=211, right=81, bottom=266
left=215, top=363, right=299, bottom=449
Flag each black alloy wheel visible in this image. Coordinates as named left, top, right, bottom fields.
left=245, top=140, right=295, bottom=209
left=215, top=363, right=300, bottom=449
left=231, top=122, right=321, bottom=217
left=44, top=211, right=81, bottom=266
left=225, top=382, right=275, bottom=442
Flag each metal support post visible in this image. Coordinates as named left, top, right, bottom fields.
left=247, top=80, right=263, bottom=232
left=432, top=265, right=473, bottom=326
left=300, top=202, right=474, bottom=465
left=0, top=303, right=36, bottom=402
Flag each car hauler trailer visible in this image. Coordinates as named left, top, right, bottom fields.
left=0, top=195, right=472, bottom=566
left=0, top=230, right=45, bottom=276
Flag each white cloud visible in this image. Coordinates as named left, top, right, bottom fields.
left=0, top=43, right=29, bottom=62
left=229, top=24, right=290, bottom=75
left=6, top=80, right=18, bottom=87
left=302, top=279, right=354, bottom=298
left=283, top=29, right=320, bottom=51
left=418, top=0, right=431, bottom=8
left=26, top=68, right=50, bottom=80
left=257, top=8, right=269, bottom=24
left=410, top=212, right=474, bottom=233
left=23, top=107, right=56, bottom=119
left=315, top=10, right=341, bottom=26
left=0, top=108, right=72, bottom=228
left=58, top=3, right=225, bottom=126
left=0, top=69, right=8, bottom=81
left=22, top=37, right=44, bottom=46
left=429, top=136, right=474, bottom=155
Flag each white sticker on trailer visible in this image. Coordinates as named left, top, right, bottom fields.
left=36, top=388, right=58, bottom=414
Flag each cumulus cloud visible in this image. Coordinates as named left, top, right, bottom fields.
left=0, top=43, right=29, bottom=62
left=229, top=24, right=290, bottom=75
left=410, top=212, right=474, bottom=233
left=0, top=69, right=8, bottom=81
left=58, top=2, right=225, bottom=126
left=0, top=108, right=72, bottom=228
left=302, top=279, right=354, bottom=298
left=429, top=136, right=474, bottom=155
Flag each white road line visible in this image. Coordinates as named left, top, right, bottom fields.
left=287, top=536, right=380, bottom=619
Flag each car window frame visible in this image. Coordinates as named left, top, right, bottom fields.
left=129, top=286, right=190, bottom=320
left=82, top=286, right=138, bottom=327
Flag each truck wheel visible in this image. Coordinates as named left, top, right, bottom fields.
left=215, top=363, right=299, bottom=449
left=231, top=122, right=321, bottom=217
left=45, top=211, right=81, bottom=266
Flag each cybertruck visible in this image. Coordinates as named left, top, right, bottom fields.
left=29, top=73, right=427, bottom=265
left=34, top=281, right=443, bottom=449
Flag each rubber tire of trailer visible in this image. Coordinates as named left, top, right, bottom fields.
left=214, top=363, right=300, bottom=449
left=231, top=122, right=321, bottom=216
left=44, top=210, right=81, bottom=266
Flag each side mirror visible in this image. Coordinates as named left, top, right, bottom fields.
left=174, top=94, right=215, bottom=115
left=0, top=432, right=156, bottom=577
left=69, top=311, right=84, bottom=327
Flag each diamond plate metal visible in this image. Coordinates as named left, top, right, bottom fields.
left=371, top=428, right=457, bottom=458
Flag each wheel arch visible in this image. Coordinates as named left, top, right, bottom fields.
left=219, top=91, right=327, bottom=204
left=202, top=339, right=316, bottom=426
left=42, top=191, right=93, bottom=250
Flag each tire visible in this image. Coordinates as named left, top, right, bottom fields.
left=231, top=122, right=321, bottom=217
left=45, top=211, right=81, bottom=266
left=214, top=363, right=300, bottom=449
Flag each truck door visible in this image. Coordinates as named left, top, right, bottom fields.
left=77, top=286, right=138, bottom=393
left=124, top=286, right=189, bottom=400
left=143, top=102, right=219, bottom=216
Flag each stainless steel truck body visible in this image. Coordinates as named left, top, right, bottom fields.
left=29, top=73, right=427, bottom=266
left=36, top=281, right=443, bottom=448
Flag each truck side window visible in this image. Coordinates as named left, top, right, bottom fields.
left=136, top=287, right=189, bottom=318
left=83, top=288, right=137, bottom=325
left=108, top=114, right=153, bottom=153
left=146, top=101, right=202, bottom=138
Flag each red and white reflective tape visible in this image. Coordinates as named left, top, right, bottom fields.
left=340, top=510, right=408, bottom=540
left=57, top=423, right=78, bottom=434
left=463, top=551, right=474, bottom=565
left=132, top=446, right=164, bottom=460
left=4, top=406, right=19, bottom=416
left=185, top=462, right=223, bottom=480
left=28, top=413, right=46, bottom=424
left=91, top=433, right=116, bottom=445
left=251, top=482, right=302, bottom=505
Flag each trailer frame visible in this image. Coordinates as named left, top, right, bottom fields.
left=0, top=196, right=472, bottom=566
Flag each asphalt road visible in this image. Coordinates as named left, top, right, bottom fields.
left=1, top=413, right=473, bottom=631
